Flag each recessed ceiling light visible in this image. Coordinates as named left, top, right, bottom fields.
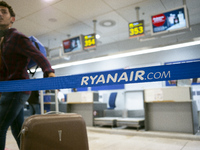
left=99, top=20, right=116, bottom=27
left=96, top=34, right=101, bottom=39
left=48, top=18, right=57, bottom=22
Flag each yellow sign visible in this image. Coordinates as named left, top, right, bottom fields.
left=84, top=33, right=96, bottom=50
left=129, top=20, right=144, bottom=38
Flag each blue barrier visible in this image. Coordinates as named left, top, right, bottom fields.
left=0, top=61, right=200, bottom=92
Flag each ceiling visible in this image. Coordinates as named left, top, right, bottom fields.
left=5, top=0, right=200, bottom=59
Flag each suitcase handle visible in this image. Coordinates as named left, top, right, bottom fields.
left=44, top=111, right=64, bottom=115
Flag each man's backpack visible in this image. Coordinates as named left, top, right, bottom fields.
left=28, top=36, right=47, bottom=76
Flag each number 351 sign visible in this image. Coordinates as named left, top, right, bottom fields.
left=129, top=20, right=144, bottom=38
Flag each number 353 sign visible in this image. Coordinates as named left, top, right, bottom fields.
left=129, top=20, right=144, bottom=38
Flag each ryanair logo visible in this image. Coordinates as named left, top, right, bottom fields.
left=81, top=70, right=171, bottom=86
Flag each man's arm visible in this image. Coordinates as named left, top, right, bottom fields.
left=18, top=36, right=55, bottom=76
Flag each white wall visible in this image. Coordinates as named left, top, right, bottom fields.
left=125, top=91, right=144, bottom=110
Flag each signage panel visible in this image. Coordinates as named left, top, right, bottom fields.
left=62, top=35, right=83, bottom=54
left=129, top=20, right=144, bottom=38
left=151, top=6, right=189, bottom=35
left=83, top=33, right=96, bottom=50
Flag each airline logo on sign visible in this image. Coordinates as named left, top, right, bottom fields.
left=81, top=70, right=171, bottom=86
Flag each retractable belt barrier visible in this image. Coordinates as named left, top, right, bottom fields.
left=0, top=61, right=200, bottom=92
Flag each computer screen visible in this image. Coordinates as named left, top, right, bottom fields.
left=150, top=5, right=189, bottom=35
left=62, top=35, right=83, bottom=54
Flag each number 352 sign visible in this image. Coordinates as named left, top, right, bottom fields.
left=129, top=20, right=144, bottom=38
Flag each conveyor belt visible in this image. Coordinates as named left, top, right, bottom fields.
left=94, top=117, right=145, bottom=129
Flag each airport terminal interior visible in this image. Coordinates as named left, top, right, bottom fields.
left=3, top=0, right=200, bottom=149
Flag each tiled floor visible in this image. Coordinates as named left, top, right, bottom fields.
left=5, top=127, right=200, bottom=150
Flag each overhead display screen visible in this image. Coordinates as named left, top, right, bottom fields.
left=151, top=6, right=189, bottom=35
left=62, top=35, right=83, bottom=54
left=129, top=20, right=144, bottom=38
left=83, top=33, right=96, bottom=50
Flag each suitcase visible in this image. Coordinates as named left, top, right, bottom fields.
left=20, top=113, right=89, bottom=150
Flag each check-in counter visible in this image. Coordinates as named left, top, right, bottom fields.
left=144, top=87, right=199, bottom=134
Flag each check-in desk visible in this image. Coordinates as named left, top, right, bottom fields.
left=66, top=91, right=107, bottom=126
left=144, top=87, right=199, bottom=134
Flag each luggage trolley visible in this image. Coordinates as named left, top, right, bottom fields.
left=40, top=90, right=59, bottom=114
